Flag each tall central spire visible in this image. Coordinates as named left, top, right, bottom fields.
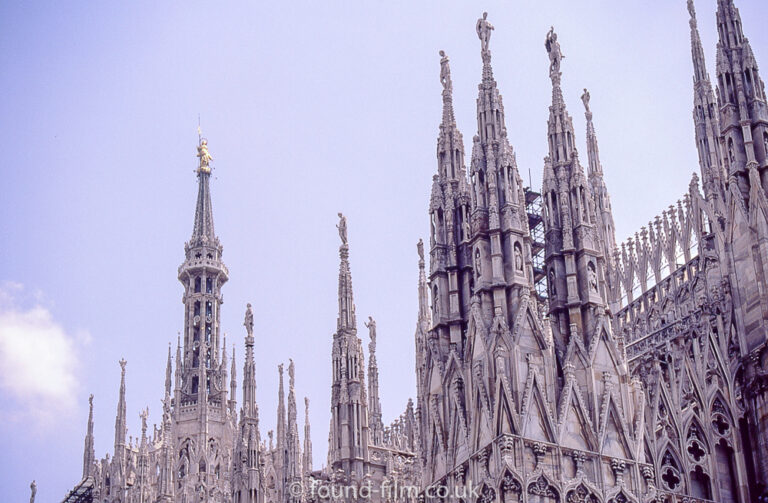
left=175, top=133, right=232, bottom=497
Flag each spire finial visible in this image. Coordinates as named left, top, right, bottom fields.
left=439, top=50, right=452, bottom=94
left=476, top=12, right=494, bottom=53
left=244, top=302, right=254, bottom=338
left=119, top=358, right=127, bottom=374
left=438, top=50, right=457, bottom=129
left=477, top=12, right=495, bottom=73
left=365, top=316, right=377, bottom=352
left=545, top=26, right=565, bottom=81
left=417, top=238, right=424, bottom=264
left=196, top=127, right=212, bottom=174
left=337, top=213, right=348, bottom=246
left=581, top=88, right=591, bottom=114
left=687, top=0, right=696, bottom=25
left=140, top=407, right=148, bottom=436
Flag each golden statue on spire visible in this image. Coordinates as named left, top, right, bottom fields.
left=197, top=125, right=213, bottom=174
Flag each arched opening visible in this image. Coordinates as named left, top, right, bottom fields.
left=715, top=439, right=738, bottom=503
left=726, top=73, right=735, bottom=102
left=194, top=276, right=201, bottom=293
left=437, top=209, right=444, bottom=243
left=689, top=465, right=712, bottom=500
left=478, top=171, right=486, bottom=206
left=745, top=69, right=754, bottom=97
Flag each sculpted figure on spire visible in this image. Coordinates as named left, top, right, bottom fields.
left=476, top=12, right=493, bottom=52
left=545, top=26, right=564, bottom=77
left=336, top=212, right=348, bottom=245
left=581, top=88, right=591, bottom=113
left=365, top=316, right=376, bottom=349
left=439, top=50, right=452, bottom=92
left=197, top=138, right=212, bottom=173
left=244, top=303, right=254, bottom=336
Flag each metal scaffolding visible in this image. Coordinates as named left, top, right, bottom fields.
left=525, top=187, right=547, bottom=302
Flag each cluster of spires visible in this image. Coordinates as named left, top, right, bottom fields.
left=64, top=0, right=768, bottom=500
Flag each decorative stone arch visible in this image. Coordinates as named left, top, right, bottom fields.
left=496, top=469, right=522, bottom=503
left=689, top=463, right=713, bottom=500
left=476, top=483, right=495, bottom=503
left=564, top=481, right=601, bottom=503
left=709, top=394, right=734, bottom=439
left=683, top=416, right=710, bottom=466
left=177, top=438, right=194, bottom=483
left=659, top=447, right=684, bottom=493
left=527, top=472, right=559, bottom=503
left=606, top=488, right=635, bottom=503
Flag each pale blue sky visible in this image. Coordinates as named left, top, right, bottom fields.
left=1, top=1, right=766, bottom=500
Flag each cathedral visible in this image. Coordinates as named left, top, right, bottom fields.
left=62, top=0, right=768, bottom=502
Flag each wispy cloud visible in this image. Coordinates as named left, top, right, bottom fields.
left=0, top=282, right=86, bottom=427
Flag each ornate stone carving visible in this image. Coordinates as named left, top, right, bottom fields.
left=528, top=475, right=557, bottom=498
